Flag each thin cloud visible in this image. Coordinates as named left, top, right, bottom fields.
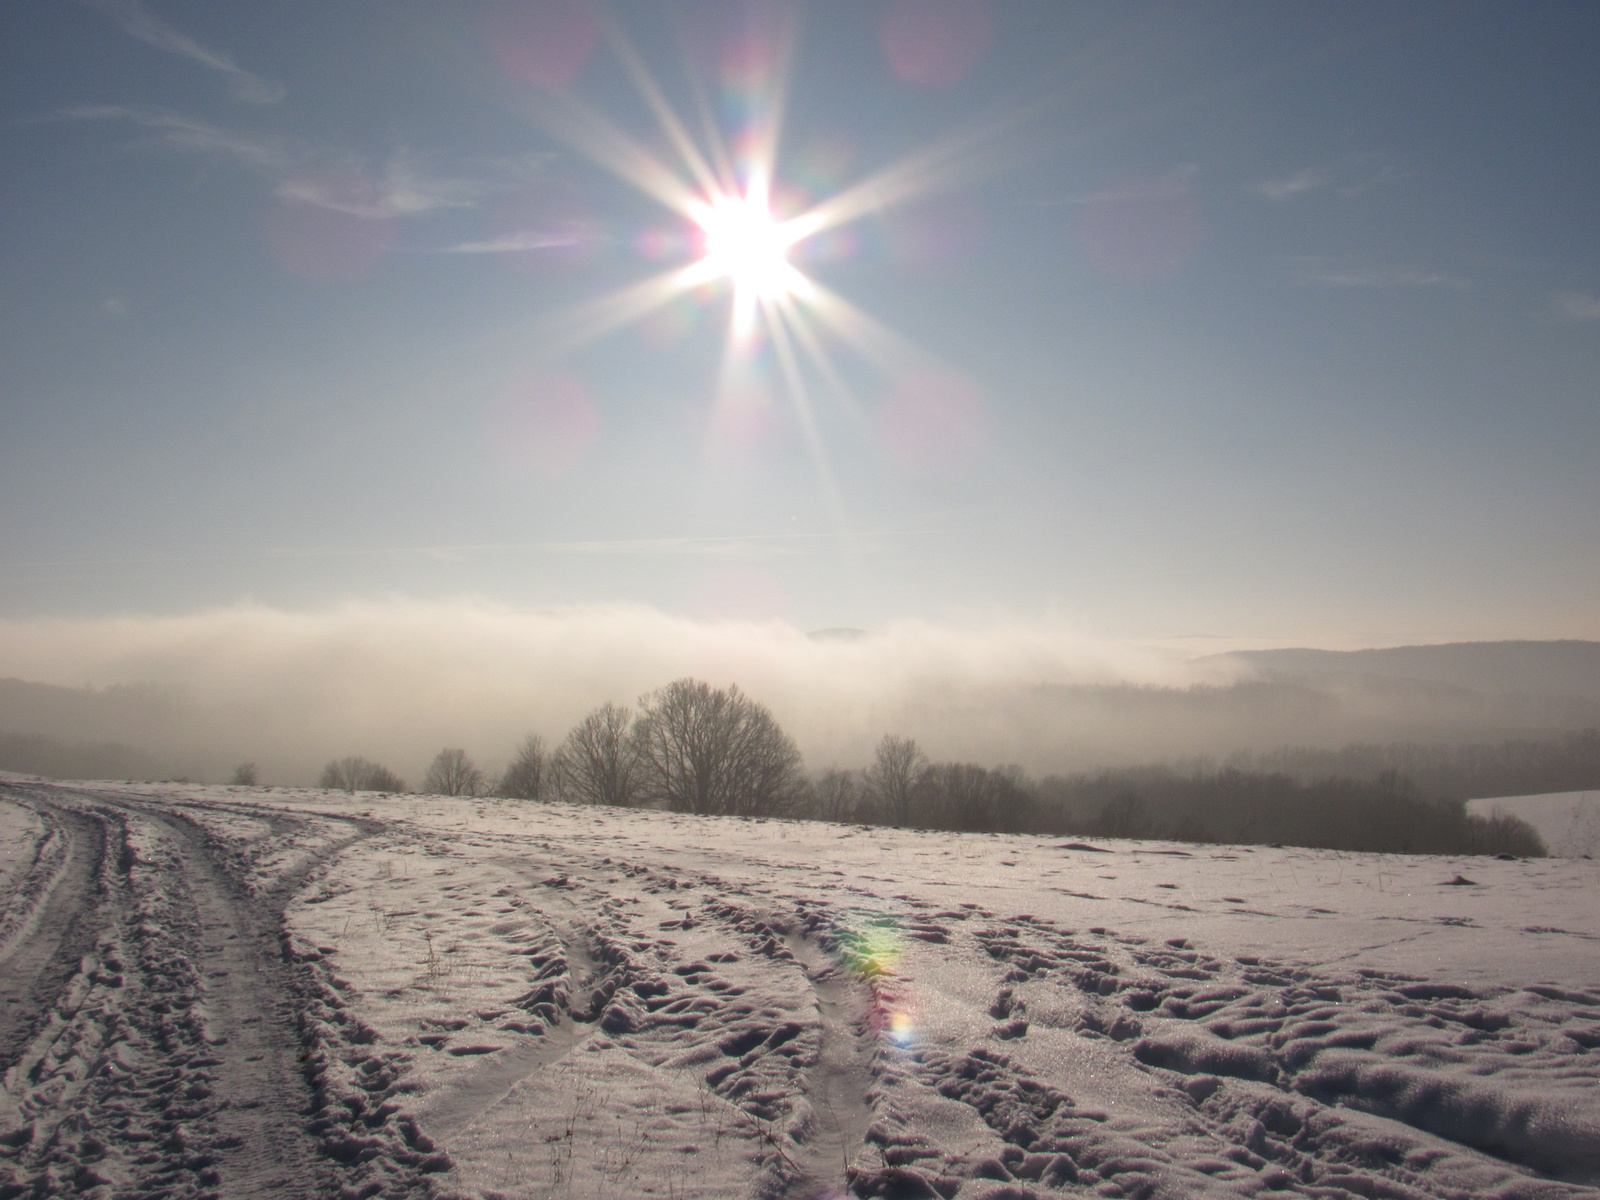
left=1553, top=291, right=1600, bottom=322
left=1338, top=164, right=1415, bottom=197
left=82, top=0, right=284, bottom=104
left=1249, top=161, right=1414, bottom=202
left=62, top=105, right=293, bottom=170
left=1248, top=166, right=1330, bottom=202
left=435, top=231, right=586, bottom=255
left=1283, top=256, right=1468, bottom=291
left=59, top=106, right=538, bottom=219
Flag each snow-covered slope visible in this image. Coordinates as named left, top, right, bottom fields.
left=2, top=780, right=1597, bottom=1199
left=1468, top=791, right=1600, bottom=859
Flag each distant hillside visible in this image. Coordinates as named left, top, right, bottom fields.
left=0, top=676, right=184, bottom=744
left=0, top=730, right=167, bottom=781
left=1223, top=640, right=1600, bottom=701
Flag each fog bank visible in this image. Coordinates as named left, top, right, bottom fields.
left=0, top=601, right=1594, bottom=786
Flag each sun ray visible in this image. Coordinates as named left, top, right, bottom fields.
left=602, top=13, right=725, bottom=202
left=776, top=297, right=874, bottom=438
left=546, top=261, right=713, bottom=356
left=733, top=8, right=799, bottom=197
left=787, top=100, right=1038, bottom=244
left=515, top=88, right=702, bottom=218
left=681, top=50, right=740, bottom=196
left=762, top=297, right=847, bottom=525
left=793, top=278, right=934, bottom=379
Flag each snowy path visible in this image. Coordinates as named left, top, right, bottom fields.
left=0, top=784, right=426, bottom=1199
left=0, top=798, right=104, bottom=1069
left=2, top=780, right=1599, bottom=1200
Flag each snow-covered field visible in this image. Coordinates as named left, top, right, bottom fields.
left=1468, top=792, right=1600, bottom=860
left=2, top=778, right=1598, bottom=1199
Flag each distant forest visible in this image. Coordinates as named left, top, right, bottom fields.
left=1028, top=767, right=1545, bottom=857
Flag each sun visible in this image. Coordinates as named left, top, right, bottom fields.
left=688, top=174, right=806, bottom=330
left=518, top=8, right=998, bottom=492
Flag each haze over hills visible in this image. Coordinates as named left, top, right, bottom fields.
left=2, top=632, right=1597, bottom=788
left=1220, top=640, right=1600, bottom=703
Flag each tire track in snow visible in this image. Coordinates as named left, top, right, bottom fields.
left=0, top=784, right=416, bottom=1199
left=145, top=808, right=332, bottom=1198
left=0, top=795, right=103, bottom=1072
left=165, top=797, right=451, bottom=1198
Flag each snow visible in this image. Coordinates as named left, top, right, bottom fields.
left=1469, top=791, right=1600, bottom=859
left=0, top=797, right=43, bottom=911
left=3, top=778, right=1599, bottom=1199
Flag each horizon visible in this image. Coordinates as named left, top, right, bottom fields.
left=2, top=2, right=1599, bottom=652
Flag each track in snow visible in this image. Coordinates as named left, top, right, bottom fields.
left=0, top=783, right=414, bottom=1200
left=0, top=800, right=104, bottom=1071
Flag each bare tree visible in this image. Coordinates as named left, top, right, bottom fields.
left=1096, top=791, right=1152, bottom=839
left=551, top=702, right=641, bottom=806
left=423, top=747, right=485, bottom=797
left=812, top=768, right=860, bottom=824
left=633, top=679, right=803, bottom=817
left=866, top=734, right=928, bottom=827
left=496, top=734, right=548, bottom=800
left=230, top=761, right=258, bottom=786
left=320, top=756, right=406, bottom=793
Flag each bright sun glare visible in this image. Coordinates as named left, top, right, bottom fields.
left=689, top=174, right=807, bottom=330
left=523, top=8, right=1000, bottom=500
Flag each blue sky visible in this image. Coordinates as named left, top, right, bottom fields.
left=2, top=0, right=1598, bottom=647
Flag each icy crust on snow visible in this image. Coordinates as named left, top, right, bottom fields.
left=4, top=781, right=1599, bottom=1200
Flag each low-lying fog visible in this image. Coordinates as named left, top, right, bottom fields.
left=2, top=600, right=1597, bottom=786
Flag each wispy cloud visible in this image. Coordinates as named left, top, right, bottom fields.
left=275, top=152, right=505, bottom=218
left=82, top=0, right=284, bottom=104
left=63, top=104, right=292, bottom=169
left=434, top=231, right=585, bottom=255
left=1249, top=160, right=1414, bottom=202
left=1552, top=291, right=1600, bottom=322
left=1283, top=256, right=1468, bottom=291
left=59, top=106, right=541, bottom=218
left=1248, top=166, right=1330, bottom=202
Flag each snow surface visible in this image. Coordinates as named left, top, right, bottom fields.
left=3, top=779, right=1599, bottom=1199
left=1469, top=791, right=1600, bottom=859
left=0, top=796, right=41, bottom=900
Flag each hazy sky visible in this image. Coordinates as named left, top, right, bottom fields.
left=3, top=1, right=1598, bottom=646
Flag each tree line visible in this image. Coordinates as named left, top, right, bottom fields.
left=312, top=676, right=1557, bottom=857
left=318, top=678, right=804, bottom=816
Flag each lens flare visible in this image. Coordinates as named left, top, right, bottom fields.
left=839, top=919, right=904, bottom=979
left=888, top=1010, right=916, bottom=1046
